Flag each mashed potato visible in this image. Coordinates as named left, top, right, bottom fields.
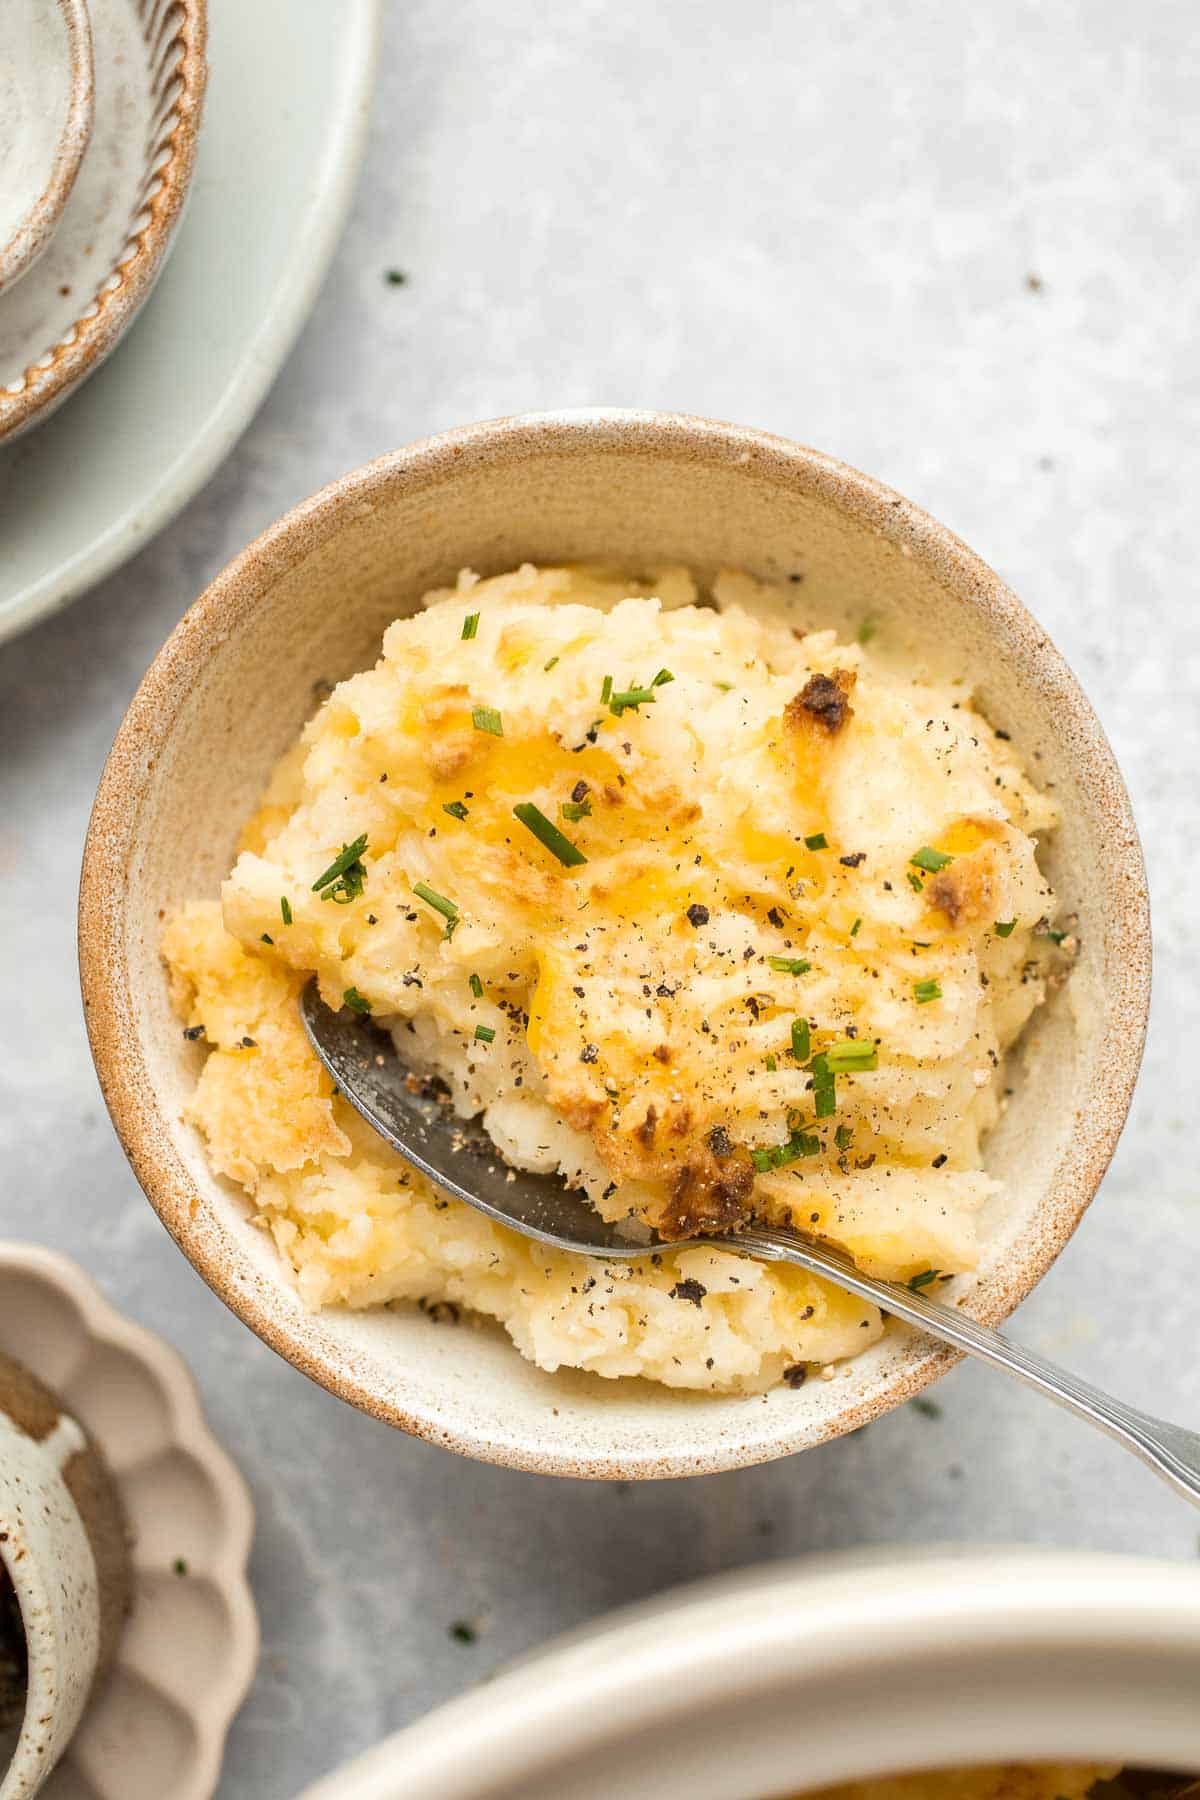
left=791, top=1767, right=1119, bottom=1800
left=163, top=563, right=1062, bottom=1393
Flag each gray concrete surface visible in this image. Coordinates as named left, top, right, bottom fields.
left=2, top=2, right=1198, bottom=1795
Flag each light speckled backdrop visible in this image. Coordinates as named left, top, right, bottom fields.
left=1, top=3, right=1198, bottom=1795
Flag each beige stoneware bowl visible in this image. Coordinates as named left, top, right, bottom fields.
left=0, top=0, right=207, bottom=440
left=79, top=409, right=1151, bottom=1478
left=297, top=1549, right=1200, bottom=1799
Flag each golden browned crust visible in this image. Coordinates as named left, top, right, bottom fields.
left=785, top=668, right=856, bottom=736
left=653, top=1141, right=756, bottom=1239
left=927, top=848, right=999, bottom=928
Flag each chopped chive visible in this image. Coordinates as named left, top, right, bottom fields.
left=543, top=655, right=559, bottom=671
left=461, top=612, right=480, bottom=640
left=469, top=973, right=484, bottom=998
left=600, top=675, right=613, bottom=704
left=813, top=1083, right=837, bottom=1118
left=994, top=919, right=1017, bottom=938
left=609, top=686, right=657, bottom=715
left=751, top=1128, right=822, bottom=1172
left=804, top=832, right=829, bottom=851
left=914, top=978, right=942, bottom=1004
left=714, top=680, right=735, bottom=692
left=768, top=955, right=811, bottom=974
left=312, top=834, right=369, bottom=894
left=850, top=917, right=862, bottom=937
left=765, top=1054, right=777, bottom=1072
left=823, top=1040, right=878, bottom=1072
left=474, top=1024, right=495, bottom=1043
left=907, top=871, right=925, bottom=892
left=907, top=1267, right=941, bottom=1292
left=442, top=800, right=469, bottom=821
left=512, top=802, right=587, bottom=867
left=651, top=668, right=674, bottom=687
left=857, top=616, right=877, bottom=645
left=413, top=882, right=460, bottom=935
left=343, top=986, right=371, bottom=1014
left=910, top=846, right=953, bottom=873
left=835, top=1123, right=854, bottom=1151
left=790, top=1018, right=811, bottom=1061
left=280, top=896, right=293, bottom=925
left=1039, top=923, right=1067, bottom=945
left=471, top=706, right=503, bottom=737
left=561, top=798, right=592, bottom=822
left=260, top=933, right=274, bottom=945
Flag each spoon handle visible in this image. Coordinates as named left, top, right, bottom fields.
left=733, top=1225, right=1200, bottom=1507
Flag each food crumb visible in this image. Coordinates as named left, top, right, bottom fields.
left=172, top=1557, right=188, bottom=1576
left=912, top=1397, right=943, bottom=1421
left=448, top=1620, right=477, bottom=1645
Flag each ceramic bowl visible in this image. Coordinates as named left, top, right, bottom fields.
left=0, top=0, right=207, bottom=440
left=0, top=1352, right=129, bottom=1800
left=0, top=1242, right=257, bottom=1800
left=0, top=0, right=94, bottom=297
left=295, top=1549, right=1200, bottom=1799
left=79, top=409, right=1151, bottom=1479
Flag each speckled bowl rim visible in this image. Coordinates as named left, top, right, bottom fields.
left=78, top=408, right=1152, bottom=1480
left=0, top=0, right=207, bottom=440
left=0, top=0, right=95, bottom=296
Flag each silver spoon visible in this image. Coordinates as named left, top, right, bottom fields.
left=302, top=987, right=1200, bottom=1506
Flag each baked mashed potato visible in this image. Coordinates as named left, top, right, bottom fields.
left=791, top=1767, right=1120, bottom=1800
left=163, top=563, right=1063, bottom=1393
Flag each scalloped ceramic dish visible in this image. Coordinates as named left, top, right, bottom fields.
left=0, top=0, right=206, bottom=440
left=0, top=1243, right=257, bottom=1800
left=79, top=409, right=1151, bottom=1479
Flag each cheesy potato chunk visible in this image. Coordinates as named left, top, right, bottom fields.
left=163, top=563, right=1061, bottom=1392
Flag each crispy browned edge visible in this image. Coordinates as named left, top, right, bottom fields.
left=77, top=410, right=1152, bottom=1479
left=0, top=0, right=208, bottom=437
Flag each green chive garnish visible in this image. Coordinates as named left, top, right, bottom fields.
left=907, top=1268, right=941, bottom=1292
left=343, top=986, right=371, bottom=1014
left=543, top=655, right=559, bottom=671
left=561, top=798, right=592, bottom=822
left=857, top=616, right=877, bottom=645
left=413, top=882, right=460, bottom=935
left=461, top=612, right=480, bottom=640
left=765, top=1054, right=777, bottom=1072
left=850, top=917, right=862, bottom=937
left=469, top=973, right=484, bottom=998
left=750, top=1128, right=821, bottom=1172
left=651, top=668, right=674, bottom=687
left=907, top=871, right=925, bottom=892
left=911, top=846, right=953, bottom=873
left=312, top=834, right=368, bottom=894
left=260, top=933, right=273, bottom=945
left=512, top=803, right=587, bottom=867
left=474, top=1024, right=495, bottom=1043
left=822, top=1040, right=878, bottom=1072
left=791, top=1018, right=811, bottom=1061
left=914, top=978, right=942, bottom=1004
left=442, top=800, right=469, bottom=821
left=994, top=919, right=1017, bottom=937
left=280, top=896, right=293, bottom=925
left=768, top=956, right=811, bottom=974
left=714, top=680, right=735, bottom=692
left=609, top=686, right=657, bottom=715
left=835, top=1123, right=853, bottom=1151
left=472, top=706, right=503, bottom=737
left=804, top=832, right=829, bottom=851
left=600, top=675, right=613, bottom=704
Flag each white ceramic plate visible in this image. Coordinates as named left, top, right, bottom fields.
left=0, top=0, right=380, bottom=646
left=0, top=1242, right=258, bottom=1800
left=300, top=1549, right=1200, bottom=1800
